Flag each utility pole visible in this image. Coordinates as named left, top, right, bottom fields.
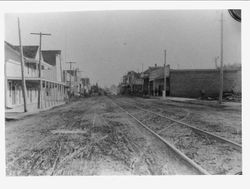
left=142, top=63, right=144, bottom=96
left=30, top=32, right=51, bottom=109
left=59, top=55, right=63, bottom=82
left=219, top=11, right=224, bottom=104
left=18, top=18, right=28, bottom=112
left=163, top=49, right=166, bottom=99
left=66, top=61, right=76, bottom=93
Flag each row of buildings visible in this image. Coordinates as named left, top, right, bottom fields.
left=119, top=64, right=241, bottom=99
left=5, top=41, right=90, bottom=112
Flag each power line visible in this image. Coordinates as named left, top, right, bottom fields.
left=30, top=32, right=52, bottom=109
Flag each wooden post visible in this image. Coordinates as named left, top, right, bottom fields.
left=40, top=81, right=43, bottom=109
left=59, top=56, right=63, bottom=82
left=4, top=47, right=8, bottom=108
left=18, top=18, right=28, bottom=112
left=59, top=84, right=61, bottom=102
left=50, top=82, right=52, bottom=106
left=61, top=85, right=63, bottom=102
left=30, top=32, right=51, bottom=109
left=56, top=84, right=58, bottom=104
left=38, top=34, right=42, bottom=109
left=45, top=81, right=47, bottom=108
left=163, top=49, right=166, bottom=99
left=52, top=83, right=55, bottom=106
left=42, top=81, right=45, bottom=108
left=43, top=81, right=46, bottom=108
left=54, top=83, right=56, bottom=105
left=53, top=83, right=56, bottom=106
left=59, top=84, right=61, bottom=103
left=55, top=83, right=57, bottom=105
left=219, top=11, right=224, bottom=104
left=57, top=84, right=59, bottom=103
left=52, top=83, right=54, bottom=106
left=41, top=81, right=43, bottom=108
left=49, top=82, right=51, bottom=107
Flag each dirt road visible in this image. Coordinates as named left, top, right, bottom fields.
left=5, top=96, right=241, bottom=175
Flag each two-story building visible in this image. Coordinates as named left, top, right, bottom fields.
left=5, top=41, right=67, bottom=112
left=119, top=71, right=144, bottom=95
left=63, top=68, right=82, bottom=96
left=80, top=77, right=90, bottom=95
left=142, top=64, right=170, bottom=96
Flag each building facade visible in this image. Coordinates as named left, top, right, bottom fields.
left=5, top=41, right=67, bottom=112
left=142, top=64, right=170, bottom=96
left=169, top=68, right=241, bottom=98
left=119, top=64, right=241, bottom=99
left=62, top=69, right=82, bottom=96
left=80, top=78, right=90, bottom=95
left=119, top=71, right=144, bottom=95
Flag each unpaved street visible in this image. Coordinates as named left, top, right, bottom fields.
left=5, top=96, right=241, bottom=175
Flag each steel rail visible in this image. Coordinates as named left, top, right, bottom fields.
left=109, top=98, right=210, bottom=175
left=118, top=98, right=242, bottom=151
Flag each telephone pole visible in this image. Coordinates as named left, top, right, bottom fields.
left=142, top=63, right=144, bottom=95
left=18, top=18, right=27, bottom=112
left=66, top=61, right=76, bottom=92
left=163, top=49, right=166, bottom=99
left=219, top=11, right=224, bottom=104
left=30, top=32, right=51, bottom=109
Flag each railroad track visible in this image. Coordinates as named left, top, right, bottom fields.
left=109, top=97, right=242, bottom=175
left=120, top=97, right=242, bottom=145
left=108, top=98, right=210, bottom=175
left=116, top=97, right=242, bottom=150
left=45, top=97, right=209, bottom=175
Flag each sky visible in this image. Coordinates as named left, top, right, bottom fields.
left=5, top=10, right=241, bottom=87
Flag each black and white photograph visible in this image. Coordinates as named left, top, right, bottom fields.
left=1, top=1, right=249, bottom=188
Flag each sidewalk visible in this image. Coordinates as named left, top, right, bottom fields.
left=149, top=96, right=241, bottom=109
left=5, top=102, right=66, bottom=121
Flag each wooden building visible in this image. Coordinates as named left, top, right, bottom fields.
left=5, top=41, right=67, bottom=112
left=142, top=64, right=170, bottom=96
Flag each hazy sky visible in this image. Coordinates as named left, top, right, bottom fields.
left=5, top=10, right=241, bottom=87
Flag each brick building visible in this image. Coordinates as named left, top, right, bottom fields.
left=169, top=68, right=241, bottom=98
left=120, top=64, right=241, bottom=99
